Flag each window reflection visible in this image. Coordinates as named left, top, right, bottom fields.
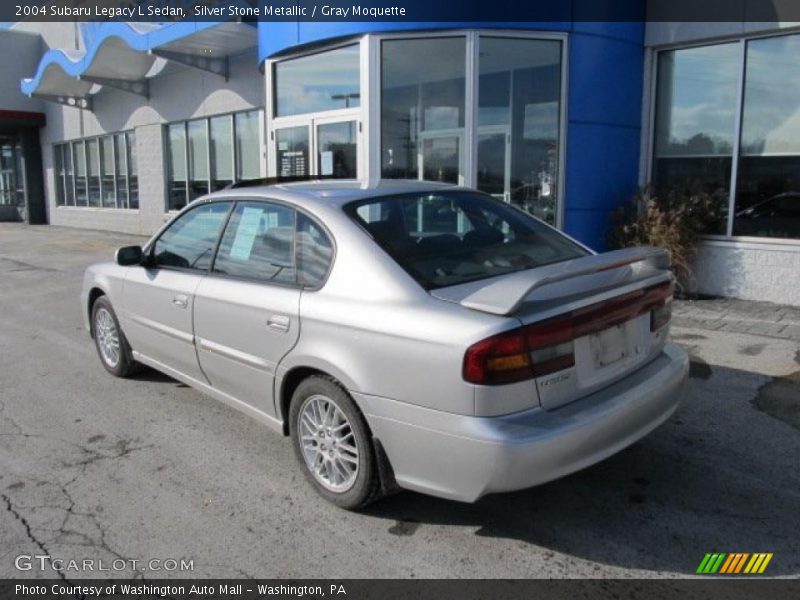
left=317, top=121, right=357, bottom=178
left=54, top=134, right=135, bottom=209
left=275, top=45, right=360, bottom=117
left=86, top=139, right=101, bottom=207
left=276, top=126, right=309, bottom=177
left=476, top=37, right=562, bottom=225
left=734, top=34, right=800, bottom=239
left=210, top=115, right=234, bottom=191
left=652, top=43, right=740, bottom=233
left=381, top=37, right=466, bottom=182
left=235, top=111, right=261, bottom=181
left=166, top=111, right=263, bottom=211
left=100, top=136, right=115, bottom=208
left=167, top=123, right=187, bottom=211
left=187, top=120, right=209, bottom=202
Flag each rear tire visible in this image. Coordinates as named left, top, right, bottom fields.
left=91, top=296, right=141, bottom=378
left=289, top=375, right=382, bottom=509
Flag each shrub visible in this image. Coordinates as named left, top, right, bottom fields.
left=608, top=185, right=727, bottom=290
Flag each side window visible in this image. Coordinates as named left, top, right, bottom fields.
left=297, top=213, right=334, bottom=287
left=214, top=201, right=296, bottom=284
left=153, top=202, right=230, bottom=270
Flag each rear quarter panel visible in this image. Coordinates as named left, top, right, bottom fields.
left=278, top=201, right=527, bottom=418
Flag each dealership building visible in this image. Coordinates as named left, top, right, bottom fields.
left=2, top=12, right=799, bottom=304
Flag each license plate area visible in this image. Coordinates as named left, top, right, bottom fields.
left=589, top=323, right=629, bottom=368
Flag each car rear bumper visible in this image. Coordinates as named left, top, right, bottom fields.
left=355, top=342, right=689, bottom=502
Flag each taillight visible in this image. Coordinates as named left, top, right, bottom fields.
left=463, top=316, right=575, bottom=385
left=650, top=292, right=673, bottom=332
left=463, top=330, right=531, bottom=385
left=463, top=280, right=674, bottom=385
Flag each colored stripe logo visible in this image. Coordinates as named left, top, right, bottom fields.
left=697, top=553, right=773, bottom=574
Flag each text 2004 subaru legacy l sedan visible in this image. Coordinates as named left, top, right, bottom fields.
left=81, top=180, right=688, bottom=509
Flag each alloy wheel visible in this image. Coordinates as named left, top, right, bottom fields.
left=95, top=307, right=120, bottom=368
left=298, top=394, right=360, bottom=492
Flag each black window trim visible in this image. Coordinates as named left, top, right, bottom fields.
left=143, top=196, right=336, bottom=290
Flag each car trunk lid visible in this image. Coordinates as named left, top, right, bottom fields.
left=432, top=247, right=674, bottom=411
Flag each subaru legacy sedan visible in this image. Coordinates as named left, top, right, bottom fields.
left=81, top=180, right=688, bottom=509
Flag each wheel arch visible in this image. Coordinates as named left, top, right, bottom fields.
left=277, top=364, right=357, bottom=436
left=87, top=287, right=107, bottom=335
left=277, top=363, right=400, bottom=497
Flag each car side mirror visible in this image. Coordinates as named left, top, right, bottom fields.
left=116, top=245, right=143, bottom=266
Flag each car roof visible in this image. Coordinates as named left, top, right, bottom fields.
left=193, top=179, right=465, bottom=210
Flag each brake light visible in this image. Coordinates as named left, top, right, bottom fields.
left=463, top=280, right=674, bottom=385
left=650, top=292, right=673, bottom=332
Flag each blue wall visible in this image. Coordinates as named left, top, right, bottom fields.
left=563, top=23, right=645, bottom=250
left=257, top=20, right=645, bottom=250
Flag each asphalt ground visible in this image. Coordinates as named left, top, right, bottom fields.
left=1, top=223, right=798, bottom=579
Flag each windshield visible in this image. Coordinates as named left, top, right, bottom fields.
left=344, top=191, right=589, bottom=289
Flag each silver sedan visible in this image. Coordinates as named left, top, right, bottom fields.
left=81, top=180, right=688, bottom=509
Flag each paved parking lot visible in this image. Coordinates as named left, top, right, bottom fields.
left=1, top=223, right=799, bottom=579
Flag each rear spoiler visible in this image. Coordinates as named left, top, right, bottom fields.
left=460, top=246, right=671, bottom=316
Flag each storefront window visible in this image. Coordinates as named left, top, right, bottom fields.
left=235, top=111, right=260, bottom=181
left=275, top=45, right=360, bottom=117
left=381, top=37, right=466, bottom=182
left=167, top=110, right=263, bottom=211
left=0, top=137, right=23, bottom=207
left=477, top=37, right=562, bottom=225
left=210, top=115, right=233, bottom=191
left=187, top=119, right=209, bottom=201
left=63, top=143, right=74, bottom=206
left=114, top=133, right=128, bottom=209
left=54, top=144, right=65, bottom=206
left=54, top=133, right=137, bottom=210
left=127, top=132, right=138, bottom=209
left=86, top=139, right=101, bottom=207
left=653, top=43, right=739, bottom=234
left=72, top=141, right=87, bottom=206
left=100, top=136, right=115, bottom=208
left=654, top=34, right=800, bottom=240
left=167, top=123, right=187, bottom=211
left=733, top=34, right=800, bottom=239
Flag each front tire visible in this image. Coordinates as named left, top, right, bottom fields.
left=91, top=296, right=140, bottom=378
left=289, top=376, right=382, bottom=509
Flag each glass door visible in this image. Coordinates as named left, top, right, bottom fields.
left=274, top=117, right=360, bottom=179
left=316, top=120, right=358, bottom=178
left=418, top=132, right=464, bottom=185
left=477, top=126, right=510, bottom=202
left=275, top=124, right=310, bottom=178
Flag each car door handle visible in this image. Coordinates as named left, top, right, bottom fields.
left=267, top=315, right=290, bottom=332
left=172, top=294, right=189, bottom=308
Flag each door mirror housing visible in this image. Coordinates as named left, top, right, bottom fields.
left=116, top=245, right=143, bottom=266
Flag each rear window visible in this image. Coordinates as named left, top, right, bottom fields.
left=344, top=191, right=588, bottom=289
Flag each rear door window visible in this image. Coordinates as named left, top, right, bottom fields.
left=345, top=191, right=587, bottom=289
left=213, top=201, right=296, bottom=284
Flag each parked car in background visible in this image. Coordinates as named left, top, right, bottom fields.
left=81, top=180, right=688, bottom=509
left=734, top=191, right=800, bottom=238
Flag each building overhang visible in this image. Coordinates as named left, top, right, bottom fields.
left=21, top=21, right=258, bottom=109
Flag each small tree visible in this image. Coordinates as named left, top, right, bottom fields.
left=609, top=185, right=727, bottom=291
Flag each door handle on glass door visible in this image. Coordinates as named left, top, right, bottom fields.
left=172, top=294, right=189, bottom=308
left=267, top=315, right=290, bottom=332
